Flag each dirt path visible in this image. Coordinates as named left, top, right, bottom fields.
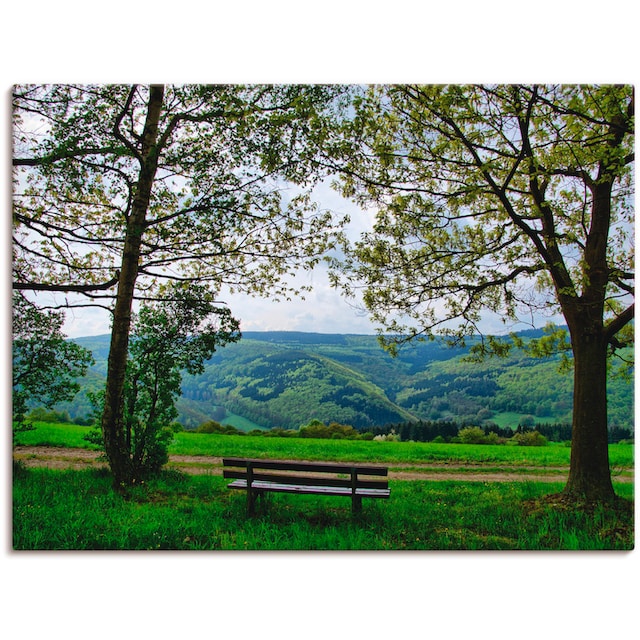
left=14, top=445, right=634, bottom=483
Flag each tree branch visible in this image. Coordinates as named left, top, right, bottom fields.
left=13, top=274, right=120, bottom=293
left=604, top=303, right=634, bottom=344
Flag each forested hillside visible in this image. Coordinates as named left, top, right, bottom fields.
left=51, top=330, right=633, bottom=433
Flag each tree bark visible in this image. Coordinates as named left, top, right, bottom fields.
left=563, top=322, right=615, bottom=501
left=561, top=178, right=617, bottom=502
left=100, top=85, right=164, bottom=488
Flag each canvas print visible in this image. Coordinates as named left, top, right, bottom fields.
left=12, top=84, right=634, bottom=550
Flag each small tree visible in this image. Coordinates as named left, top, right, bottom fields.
left=108, top=284, right=239, bottom=480
left=12, top=293, right=93, bottom=432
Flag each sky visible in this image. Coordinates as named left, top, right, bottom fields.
left=49, top=177, right=565, bottom=340
left=51, top=179, right=384, bottom=338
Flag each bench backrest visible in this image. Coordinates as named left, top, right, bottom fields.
left=222, top=457, right=388, bottom=490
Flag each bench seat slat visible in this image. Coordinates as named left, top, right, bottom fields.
left=223, top=469, right=388, bottom=490
left=228, top=479, right=390, bottom=498
left=223, top=457, right=387, bottom=476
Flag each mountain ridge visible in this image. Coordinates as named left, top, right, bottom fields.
left=55, top=329, right=634, bottom=433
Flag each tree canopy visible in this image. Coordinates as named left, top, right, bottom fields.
left=333, top=85, right=633, bottom=352
left=12, top=84, right=349, bottom=486
left=13, top=84, right=347, bottom=304
left=330, top=84, right=634, bottom=501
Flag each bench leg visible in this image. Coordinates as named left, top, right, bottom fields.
left=352, top=495, right=362, bottom=514
left=247, top=488, right=257, bottom=516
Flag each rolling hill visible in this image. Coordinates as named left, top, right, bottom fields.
left=53, top=330, right=634, bottom=434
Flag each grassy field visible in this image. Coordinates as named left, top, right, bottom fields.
left=14, top=421, right=634, bottom=467
left=12, top=422, right=634, bottom=550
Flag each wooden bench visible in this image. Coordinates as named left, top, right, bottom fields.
left=223, top=457, right=390, bottom=515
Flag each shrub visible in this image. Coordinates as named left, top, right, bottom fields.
left=196, top=420, right=224, bottom=434
left=28, top=407, right=71, bottom=424
left=196, top=420, right=241, bottom=435
left=483, top=431, right=500, bottom=445
left=139, top=426, right=174, bottom=475
left=510, top=430, right=548, bottom=447
left=458, top=426, right=487, bottom=444
left=374, top=429, right=400, bottom=442
left=263, top=427, right=297, bottom=437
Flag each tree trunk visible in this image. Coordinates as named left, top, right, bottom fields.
left=562, top=319, right=616, bottom=502
left=100, top=85, right=164, bottom=488
left=557, top=173, right=618, bottom=503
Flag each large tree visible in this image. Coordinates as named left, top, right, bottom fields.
left=332, top=84, right=634, bottom=502
left=12, top=84, right=347, bottom=486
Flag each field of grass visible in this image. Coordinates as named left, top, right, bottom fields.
left=221, top=411, right=266, bottom=431
left=14, top=421, right=99, bottom=449
left=14, top=421, right=634, bottom=468
left=490, top=411, right=557, bottom=428
left=12, top=465, right=634, bottom=550
left=13, top=422, right=634, bottom=550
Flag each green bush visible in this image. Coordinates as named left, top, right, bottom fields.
left=196, top=420, right=224, bottom=434
left=139, top=426, right=174, bottom=474
left=299, top=420, right=360, bottom=440
left=458, top=427, right=487, bottom=445
left=28, top=408, right=71, bottom=424
left=195, top=420, right=241, bottom=435
left=509, top=431, right=548, bottom=447
left=457, top=426, right=504, bottom=445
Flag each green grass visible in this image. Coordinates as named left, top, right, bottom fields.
left=12, top=465, right=633, bottom=550
left=491, top=411, right=557, bottom=427
left=13, top=422, right=634, bottom=550
left=14, top=421, right=634, bottom=468
left=173, top=432, right=634, bottom=468
left=14, top=421, right=98, bottom=448
left=221, top=411, right=266, bottom=432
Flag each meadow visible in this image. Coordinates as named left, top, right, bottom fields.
left=13, top=422, right=634, bottom=550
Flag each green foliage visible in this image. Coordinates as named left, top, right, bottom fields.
left=332, top=85, right=633, bottom=348
left=299, top=420, right=361, bottom=439
left=196, top=420, right=241, bottom=435
left=12, top=294, right=93, bottom=426
left=509, top=431, right=549, bottom=447
left=13, top=85, right=349, bottom=301
left=457, top=426, right=484, bottom=444
left=122, top=285, right=240, bottom=479
left=27, top=407, right=71, bottom=424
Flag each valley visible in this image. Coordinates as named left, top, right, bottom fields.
left=54, top=330, right=634, bottom=435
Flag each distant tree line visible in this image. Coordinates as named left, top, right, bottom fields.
left=366, top=420, right=633, bottom=444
